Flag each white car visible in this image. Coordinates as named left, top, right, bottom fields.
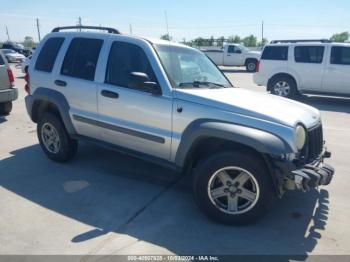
left=202, top=44, right=261, bottom=72
left=253, top=40, right=350, bottom=98
left=21, top=56, right=32, bottom=73
left=0, top=49, right=26, bottom=63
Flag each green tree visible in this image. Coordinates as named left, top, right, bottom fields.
left=330, top=32, right=349, bottom=42
left=160, top=34, right=172, bottom=41
left=216, top=36, right=226, bottom=47
left=242, top=35, right=257, bottom=47
left=23, top=36, right=35, bottom=48
left=257, top=38, right=269, bottom=47
left=228, top=35, right=241, bottom=44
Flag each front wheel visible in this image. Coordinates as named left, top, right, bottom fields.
left=193, top=151, right=276, bottom=225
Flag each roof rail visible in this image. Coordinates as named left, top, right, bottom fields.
left=52, top=26, right=120, bottom=34
left=270, top=39, right=331, bottom=44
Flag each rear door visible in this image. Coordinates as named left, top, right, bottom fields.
left=54, top=36, right=105, bottom=139
left=290, top=45, right=325, bottom=91
left=323, top=46, right=350, bottom=95
left=97, top=40, right=173, bottom=160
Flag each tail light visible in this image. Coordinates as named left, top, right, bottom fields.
left=256, top=60, right=260, bottom=73
left=7, top=69, right=14, bottom=87
left=24, top=73, right=30, bottom=94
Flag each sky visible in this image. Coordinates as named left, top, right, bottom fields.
left=1, top=0, right=350, bottom=43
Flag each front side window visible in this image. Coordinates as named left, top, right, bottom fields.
left=261, top=46, right=288, bottom=61
left=35, top=37, right=64, bottom=72
left=228, top=46, right=235, bottom=53
left=105, top=41, right=157, bottom=89
left=61, top=38, right=103, bottom=81
left=154, top=44, right=231, bottom=88
left=294, top=46, right=324, bottom=64
left=331, top=46, right=350, bottom=65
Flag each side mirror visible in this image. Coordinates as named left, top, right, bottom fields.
left=235, top=50, right=242, bottom=54
left=128, top=72, right=161, bottom=95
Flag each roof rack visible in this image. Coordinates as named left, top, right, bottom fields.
left=270, top=39, right=331, bottom=44
left=52, top=26, right=120, bottom=34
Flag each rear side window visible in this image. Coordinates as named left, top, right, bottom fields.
left=261, top=46, right=288, bottom=61
left=331, top=46, right=350, bottom=65
left=61, top=38, right=103, bottom=81
left=35, top=37, right=64, bottom=72
left=294, top=46, right=324, bottom=64
left=105, top=41, right=157, bottom=89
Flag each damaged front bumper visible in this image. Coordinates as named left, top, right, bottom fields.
left=274, top=150, right=335, bottom=193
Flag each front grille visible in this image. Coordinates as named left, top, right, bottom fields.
left=306, top=124, right=324, bottom=161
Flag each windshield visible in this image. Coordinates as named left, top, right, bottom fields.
left=154, top=44, right=232, bottom=89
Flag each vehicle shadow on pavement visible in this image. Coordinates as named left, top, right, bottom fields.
left=220, top=68, right=251, bottom=74
left=298, top=96, right=350, bottom=114
left=0, top=116, right=7, bottom=124
left=0, top=143, right=329, bottom=258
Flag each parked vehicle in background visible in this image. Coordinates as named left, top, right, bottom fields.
left=25, top=26, right=334, bottom=224
left=254, top=39, right=350, bottom=99
left=202, top=44, right=261, bottom=72
left=1, top=42, right=29, bottom=56
left=0, top=51, right=18, bottom=115
left=0, top=49, right=26, bottom=63
left=21, top=56, right=32, bottom=73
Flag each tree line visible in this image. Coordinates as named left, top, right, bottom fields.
left=161, top=31, right=350, bottom=47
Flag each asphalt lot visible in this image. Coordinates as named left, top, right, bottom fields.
left=1, top=65, right=350, bottom=257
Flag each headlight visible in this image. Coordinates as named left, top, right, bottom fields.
left=295, top=125, right=306, bottom=150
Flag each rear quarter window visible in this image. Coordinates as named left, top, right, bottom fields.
left=331, top=46, right=350, bottom=65
left=35, top=37, right=65, bottom=72
left=261, top=46, right=289, bottom=61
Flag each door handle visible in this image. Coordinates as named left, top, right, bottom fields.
left=54, top=80, right=67, bottom=87
left=101, top=90, right=119, bottom=99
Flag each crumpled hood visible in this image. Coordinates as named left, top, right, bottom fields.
left=174, top=88, right=320, bottom=128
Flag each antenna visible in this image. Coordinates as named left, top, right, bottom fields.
left=77, top=17, right=82, bottom=32
left=164, top=11, right=169, bottom=40
left=129, top=24, right=133, bottom=35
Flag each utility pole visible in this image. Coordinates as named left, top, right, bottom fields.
left=164, top=11, right=169, bottom=39
left=129, top=24, right=133, bottom=35
left=261, top=20, right=264, bottom=45
left=36, top=18, right=41, bottom=42
left=5, top=26, right=10, bottom=41
left=77, top=17, right=82, bottom=31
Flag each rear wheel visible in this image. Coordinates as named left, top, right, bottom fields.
left=269, top=76, right=298, bottom=99
left=246, top=60, right=257, bottom=72
left=37, top=112, right=78, bottom=162
left=0, top=102, right=13, bottom=115
left=193, top=151, right=276, bottom=225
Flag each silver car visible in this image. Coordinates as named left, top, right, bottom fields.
left=25, top=26, right=334, bottom=224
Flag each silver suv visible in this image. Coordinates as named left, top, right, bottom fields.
left=25, top=26, right=334, bottom=224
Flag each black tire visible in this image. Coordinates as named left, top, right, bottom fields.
left=0, top=102, right=12, bottom=115
left=245, top=60, right=257, bottom=72
left=269, top=75, right=299, bottom=99
left=193, top=151, right=276, bottom=225
left=37, top=112, right=78, bottom=162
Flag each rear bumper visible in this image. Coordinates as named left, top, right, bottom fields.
left=25, top=95, right=34, bottom=120
left=274, top=149, right=335, bottom=193
left=253, top=73, right=266, bottom=86
left=0, top=88, right=18, bottom=103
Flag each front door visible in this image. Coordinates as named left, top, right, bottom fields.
left=224, top=45, right=244, bottom=66
left=97, top=41, right=173, bottom=160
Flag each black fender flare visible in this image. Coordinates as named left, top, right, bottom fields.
left=27, top=87, right=76, bottom=134
left=175, top=119, right=293, bottom=168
